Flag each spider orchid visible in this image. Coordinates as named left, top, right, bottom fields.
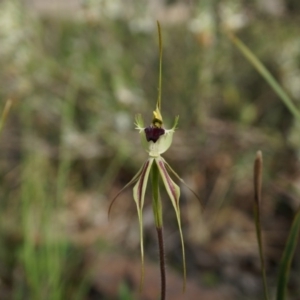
left=109, top=22, right=201, bottom=296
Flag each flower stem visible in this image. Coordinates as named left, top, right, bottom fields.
left=152, top=161, right=166, bottom=299
left=156, top=227, right=166, bottom=300
left=152, top=162, right=163, bottom=227
left=157, top=21, right=163, bottom=112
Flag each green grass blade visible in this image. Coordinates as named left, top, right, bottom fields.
left=253, top=151, right=269, bottom=300
left=276, top=208, right=300, bottom=300
left=0, top=99, right=13, bottom=135
left=226, top=31, right=300, bottom=122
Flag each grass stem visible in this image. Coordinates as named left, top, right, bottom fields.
left=253, top=151, right=270, bottom=300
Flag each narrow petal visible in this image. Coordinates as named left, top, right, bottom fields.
left=162, top=157, right=204, bottom=210
left=172, top=115, right=179, bottom=130
left=134, top=114, right=144, bottom=131
left=108, top=164, right=145, bottom=218
left=155, top=157, right=186, bottom=291
left=133, top=158, right=154, bottom=290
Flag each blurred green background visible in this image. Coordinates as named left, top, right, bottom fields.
left=1, top=0, right=300, bottom=299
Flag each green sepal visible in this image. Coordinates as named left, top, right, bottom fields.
left=155, top=157, right=186, bottom=291
left=133, top=158, right=154, bottom=291
left=162, top=157, right=203, bottom=210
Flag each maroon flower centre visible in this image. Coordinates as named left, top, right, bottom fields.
left=145, top=126, right=165, bottom=143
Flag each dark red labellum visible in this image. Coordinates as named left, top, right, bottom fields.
left=145, top=126, right=165, bottom=143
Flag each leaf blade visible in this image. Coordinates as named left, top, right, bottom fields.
left=226, top=31, right=300, bottom=122
left=276, top=208, right=300, bottom=300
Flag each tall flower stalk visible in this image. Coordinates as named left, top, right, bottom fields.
left=109, top=22, right=201, bottom=299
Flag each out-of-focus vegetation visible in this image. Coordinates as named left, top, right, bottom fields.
left=1, top=0, right=300, bottom=299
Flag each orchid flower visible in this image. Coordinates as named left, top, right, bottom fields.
left=109, top=22, right=201, bottom=297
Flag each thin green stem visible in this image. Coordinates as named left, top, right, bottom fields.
left=156, top=227, right=166, bottom=300
left=152, top=162, right=163, bottom=227
left=254, top=151, right=270, bottom=300
left=254, top=207, right=269, bottom=300
left=157, top=21, right=162, bottom=111
left=151, top=162, right=165, bottom=300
